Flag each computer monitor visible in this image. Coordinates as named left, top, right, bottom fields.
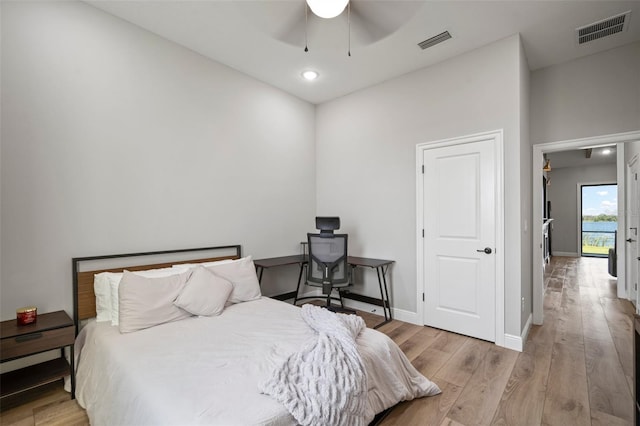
left=315, top=216, right=340, bottom=236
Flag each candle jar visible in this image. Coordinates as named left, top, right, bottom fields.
left=16, top=306, right=37, bottom=325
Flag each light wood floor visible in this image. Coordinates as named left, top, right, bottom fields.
left=1, top=256, right=635, bottom=425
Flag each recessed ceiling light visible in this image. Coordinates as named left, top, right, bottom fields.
left=302, top=70, right=319, bottom=81
left=602, top=148, right=612, bottom=155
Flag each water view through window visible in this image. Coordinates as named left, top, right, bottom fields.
left=581, top=184, right=617, bottom=257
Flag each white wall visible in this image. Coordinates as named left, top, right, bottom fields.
left=0, top=2, right=316, bottom=320
left=316, top=35, right=525, bottom=336
left=547, top=164, right=617, bottom=255
left=531, top=42, right=640, bottom=144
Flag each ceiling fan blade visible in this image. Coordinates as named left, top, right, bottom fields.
left=235, top=0, right=425, bottom=49
left=234, top=1, right=307, bottom=47
left=349, top=0, right=425, bottom=44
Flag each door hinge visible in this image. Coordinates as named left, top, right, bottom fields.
left=422, top=229, right=424, bottom=238
left=421, top=165, right=424, bottom=174
left=635, top=173, right=637, bottom=180
left=635, top=283, right=637, bottom=291
left=422, top=293, right=425, bottom=302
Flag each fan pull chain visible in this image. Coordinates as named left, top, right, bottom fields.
left=347, top=2, right=351, bottom=56
left=304, top=4, right=309, bottom=52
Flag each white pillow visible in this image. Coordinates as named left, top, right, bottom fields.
left=205, top=256, right=261, bottom=304
left=171, top=259, right=235, bottom=271
left=107, top=267, right=186, bottom=326
left=174, top=266, right=233, bottom=316
left=107, top=272, right=124, bottom=326
left=118, top=270, right=193, bottom=333
left=94, top=272, right=115, bottom=322
left=134, top=267, right=183, bottom=278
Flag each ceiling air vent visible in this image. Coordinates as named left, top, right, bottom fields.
left=418, top=31, right=452, bottom=50
left=577, top=11, right=631, bottom=44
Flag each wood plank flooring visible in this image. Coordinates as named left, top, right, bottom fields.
left=0, top=256, right=634, bottom=425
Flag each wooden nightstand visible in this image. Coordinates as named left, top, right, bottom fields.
left=0, top=310, right=75, bottom=400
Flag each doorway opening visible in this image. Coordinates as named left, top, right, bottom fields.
left=532, top=130, right=640, bottom=325
left=580, top=183, right=617, bottom=257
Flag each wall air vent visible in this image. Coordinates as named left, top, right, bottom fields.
left=576, top=11, right=631, bottom=44
left=418, top=31, right=452, bottom=50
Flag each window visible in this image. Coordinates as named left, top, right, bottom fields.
left=581, top=184, right=617, bottom=257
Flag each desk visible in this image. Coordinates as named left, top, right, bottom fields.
left=253, top=255, right=394, bottom=329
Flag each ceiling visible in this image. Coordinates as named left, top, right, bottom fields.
left=546, top=146, right=617, bottom=169
left=88, top=1, right=640, bottom=104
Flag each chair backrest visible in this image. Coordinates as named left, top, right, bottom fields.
left=307, top=233, right=349, bottom=286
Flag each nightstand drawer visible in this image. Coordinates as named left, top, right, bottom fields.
left=0, top=326, right=74, bottom=361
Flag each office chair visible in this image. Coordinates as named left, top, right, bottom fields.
left=306, top=231, right=353, bottom=313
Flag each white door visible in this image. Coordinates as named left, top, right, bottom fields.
left=627, top=158, right=639, bottom=305
left=422, top=138, right=497, bottom=341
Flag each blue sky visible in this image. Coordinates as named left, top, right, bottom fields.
left=582, top=184, right=617, bottom=216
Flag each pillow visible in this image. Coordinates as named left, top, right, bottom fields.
left=105, top=272, right=124, bottom=326
left=171, top=259, right=235, bottom=271
left=174, top=266, right=233, bottom=316
left=205, top=256, right=261, bottom=304
left=134, top=267, right=183, bottom=278
left=107, top=267, right=185, bottom=326
left=118, top=270, right=193, bottom=333
left=94, top=272, right=115, bottom=322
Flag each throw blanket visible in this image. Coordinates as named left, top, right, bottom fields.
left=260, top=305, right=368, bottom=426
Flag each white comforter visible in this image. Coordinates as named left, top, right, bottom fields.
left=75, top=297, right=439, bottom=426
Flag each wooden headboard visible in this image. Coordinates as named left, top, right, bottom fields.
left=72, top=245, right=242, bottom=332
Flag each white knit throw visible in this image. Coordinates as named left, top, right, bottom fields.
left=260, top=304, right=368, bottom=426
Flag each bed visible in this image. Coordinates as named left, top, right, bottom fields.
left=72, top=245, right=440, bottom=425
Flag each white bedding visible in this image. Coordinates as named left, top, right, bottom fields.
left=75, top=297, right=439, bottom=425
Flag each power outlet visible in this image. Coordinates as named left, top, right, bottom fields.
left=521, top=297, right=525, bottom=312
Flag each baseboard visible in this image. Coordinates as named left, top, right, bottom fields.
left=503, top=313, right=531, bottom=352
left=290, top=289, right=322, bottom=303
left=341, top=298, right=420, bottom=325
left=552, top=252, right=578, bottom=257
left=269, top=291, right=298, bottom=301
left=390, top=308, right=420, bottom=325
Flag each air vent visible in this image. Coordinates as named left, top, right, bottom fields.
left=577, top=11, right=631, bottom=44
left=418, top=31, right=452, bottom=50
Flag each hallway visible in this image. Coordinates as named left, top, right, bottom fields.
left=537, top=255, right=634, bottom=425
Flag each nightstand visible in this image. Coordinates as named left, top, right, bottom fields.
left=0, top=310, right=75, bottom=400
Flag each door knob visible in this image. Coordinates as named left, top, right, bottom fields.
left=627, top=238, right=636, bottom=243
left=477, top=247, right=492, bottom=254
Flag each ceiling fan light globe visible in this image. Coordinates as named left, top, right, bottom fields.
left=306, top=0, right=349, bottom=19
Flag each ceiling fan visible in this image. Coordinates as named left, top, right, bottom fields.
left=238, top=1, right=424, bottom=54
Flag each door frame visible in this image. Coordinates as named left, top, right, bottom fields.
left=627, top=155, right=639, bottom=305
left=532, top=130, right=640, bottom=325
left=416, top=129, right=505, bottom=348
